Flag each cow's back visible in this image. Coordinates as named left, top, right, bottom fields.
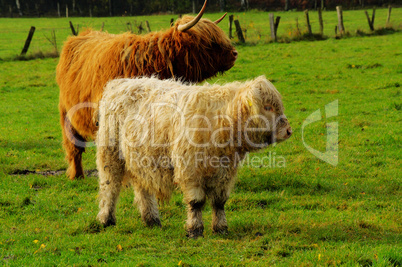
left=57, top=31, right=126, bottom=138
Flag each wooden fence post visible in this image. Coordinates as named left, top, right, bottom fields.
left=275, top=16, right=281, bottom=37
left=145, top=21, right=151, bottom=32
left=21, top=26, right=35, bottom=56
left=66, top=5, right=68, bottom=18
left=386, top=6, right=392, bottom=25
left=229, top=15, right=234, bottom=39
left=100, top=22, right=104, bottom=31
left=137, top=22, right=144, bottom=34
left=364, top=8, right=375, bottom=31
left=126, top=22, right=133, bottom=33
left=336, top=6, right=345, bottom=35
left=269, top=13, right=280, bottom=42
left=304, top=10, right=312, bottom=35
left=69, top=21, right=77, bottom=36
left=234, top=20, right=245, bottom=43
left=318, top=8, right=324, bottom=35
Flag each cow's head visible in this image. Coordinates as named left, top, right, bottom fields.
left=167, top=0, right=238, bottom=82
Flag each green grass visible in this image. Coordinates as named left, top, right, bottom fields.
left=0, top=10, right=401, bottom=266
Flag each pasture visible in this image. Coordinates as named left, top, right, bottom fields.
left=0, top=9, right=401, bottom=266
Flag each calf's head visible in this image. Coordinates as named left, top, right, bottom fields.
left=241, top=76, right=292, bottom=149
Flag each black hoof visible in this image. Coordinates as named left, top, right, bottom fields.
left=144, top=217, right=162, bottom=228
left=186, top=227, right=204, bottom=239
left=103, top=218, right=116, bottom=228
left=212, top=226, right=228, bottom=235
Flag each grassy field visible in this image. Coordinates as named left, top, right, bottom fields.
left=0, top=8, right=401, bottom=59
left=0, top=10, right=401, bottom=266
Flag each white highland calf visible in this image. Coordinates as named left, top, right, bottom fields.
left=96, top=76, right=292, bottom=238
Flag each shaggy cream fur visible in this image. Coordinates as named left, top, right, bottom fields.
left=96, top=76, right=292, bottom=238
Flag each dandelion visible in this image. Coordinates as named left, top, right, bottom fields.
left=34, top=244, right=46, bottom=254
left=117, top=244, right=123, bottom=251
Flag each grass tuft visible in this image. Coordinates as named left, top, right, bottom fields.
left=12, top=50, right=59, bottom=61
left=21, top=197, right=33, bottom=207
left=72, top=220, right=105, bottom=235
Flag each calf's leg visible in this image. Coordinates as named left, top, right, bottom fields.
left=183, top=186, right=206, bottom=238
left=96, top=146, right=125, bottom=227
left=134, top=185, right=161, bottom=227
left=208, top=185, right=231, bottom=234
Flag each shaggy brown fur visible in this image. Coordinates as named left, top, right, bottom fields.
left=56, top=15, right=237, bottom=180
left=96, top=76, right=292, bottom=238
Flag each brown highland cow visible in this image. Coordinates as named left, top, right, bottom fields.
left=56, top=0, right=238, bottom=180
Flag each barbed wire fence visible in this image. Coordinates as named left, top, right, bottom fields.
left=0, top=6, right=397, bottom=60
left=0, top=19, right=156, bottom=59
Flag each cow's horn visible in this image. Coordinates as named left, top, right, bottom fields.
left=177, top=0, right=207, bottom=32
left=214, top=12, right=227, bottom=24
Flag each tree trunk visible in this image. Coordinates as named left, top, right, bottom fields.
left=241, top=0, right=249, bottom=11
left=285, top=0, right=290, bottom=11
left=35, top=3, right=39, bottom=17
left=15, top=0, right=22, bottom=16
left=219, top=0, right=225, bottom=12
left=109, top=0, right=113, bottom=16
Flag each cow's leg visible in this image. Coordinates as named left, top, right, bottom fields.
left=134, top=185, right=161, bottom=227
left=60, top=106, right=85, bottom=180
left=182, top=185, right=206, bottom=238
left=96, top=146, right=125, bottom=227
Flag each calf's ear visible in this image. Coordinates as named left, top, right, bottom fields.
left=251, top=75, right=269, bottom=93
